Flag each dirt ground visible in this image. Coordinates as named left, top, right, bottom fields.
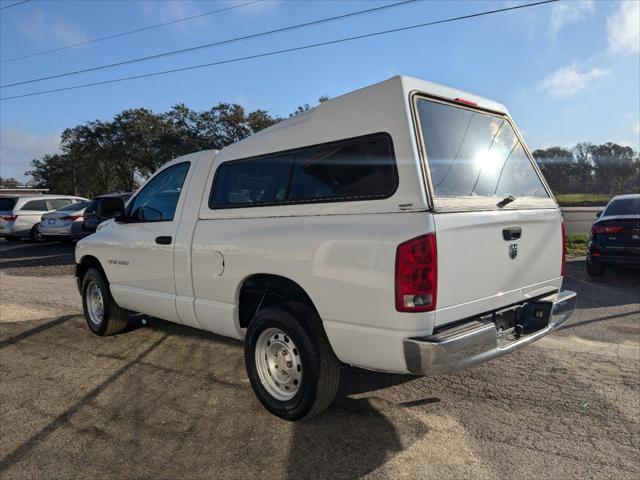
left=1, top=241, right=638, bottom=479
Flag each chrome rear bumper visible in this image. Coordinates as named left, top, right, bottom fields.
left=403, top=290, right=577, bottom=375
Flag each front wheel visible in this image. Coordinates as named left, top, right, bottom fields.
left=81, top=268, right=129, bottom=335
left=244, top=302, right=340, bottom=421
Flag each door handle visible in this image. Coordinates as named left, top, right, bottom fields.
left=155, top=236, right=172, bottom=245
left=503, top=227, right=521, bottom=241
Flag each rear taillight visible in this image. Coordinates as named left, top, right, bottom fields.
left=395, top=233, right=437, bottom=312
left=61, top=215, right=82, bottom=221
left=591, top=225, right=623, bottom=234
left=1, top=214, right=17, bottom=221
left=561, top=222, right=566, bottom=276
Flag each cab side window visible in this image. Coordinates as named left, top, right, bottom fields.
left=128, top=162, right=190, bottom=222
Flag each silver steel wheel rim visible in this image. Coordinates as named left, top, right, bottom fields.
left=255, top=327, right=302, bottom=401
left=86, top=280, right=105, bottom=326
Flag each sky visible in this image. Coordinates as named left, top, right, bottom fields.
left=0, top=0, right=639, bottom=182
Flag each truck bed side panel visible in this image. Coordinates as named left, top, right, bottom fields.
left=191, top=212, right=435, bottom=372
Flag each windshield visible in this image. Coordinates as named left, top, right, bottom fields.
left=416, top=99, right=549, bottom=200
left=603, top=197, right=640, bottom=216
left=58, top=200, right=89, bottom=211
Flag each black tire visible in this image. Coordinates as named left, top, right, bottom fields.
left=244, top=301, right=340, bottom=421
left=81, top=268, right=129, bottom=335
left=29, top=223, right=43, bottom=242
left=586, top=258, right=604, bottom=276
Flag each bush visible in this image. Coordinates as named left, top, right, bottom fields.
left=565, top=234, right=588, bottom=257
left=555, top=194, right=611, bottom=207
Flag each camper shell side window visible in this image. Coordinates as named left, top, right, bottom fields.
left=209, top=133, right=398, bottom=209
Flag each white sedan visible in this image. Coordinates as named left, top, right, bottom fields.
left=39, top=200, right=90, bottom=242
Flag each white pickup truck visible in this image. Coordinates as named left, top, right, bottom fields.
left=75, top=76, right=576, bottom=420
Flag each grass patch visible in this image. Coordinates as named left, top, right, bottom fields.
left=556, top=194, right=610, bottom=207
left=565, top=233, right=588, bottom=257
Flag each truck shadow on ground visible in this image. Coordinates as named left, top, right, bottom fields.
left=0, top=315, right=432, bottom=479
left=127, top=317, right=430, bottom=478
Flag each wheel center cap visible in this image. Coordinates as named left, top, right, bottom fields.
left=275, top=349, right=291, bottom=374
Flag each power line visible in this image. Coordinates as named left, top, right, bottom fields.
left=2, top=0, right=419, bottom=88
left=0, top=0, right=262, bottom=63
left=0, top=0, right=31, bottom=10
left=0, top=0, right=558, bottom=101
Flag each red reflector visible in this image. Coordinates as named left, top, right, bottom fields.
left=1, top=214, right=17, bottom=221
left=395, top=233, right=437, bottom=312
left=561, top=222, right=566, bottom=276
left=591, top=225, right=623, bottom=234
left=454, top=97, right=478, bottom=107
left=591, top=252, right=601, bottom=257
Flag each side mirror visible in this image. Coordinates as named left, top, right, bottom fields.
left=596, top=211, right=602, bottom=218
left=97, top=197, right=125, bottom=220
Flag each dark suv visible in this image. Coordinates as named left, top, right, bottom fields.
left=587, top=194, right=640, bottom=276
left=82, top=193, right=132, bottom=234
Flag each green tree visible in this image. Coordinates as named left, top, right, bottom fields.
left=532, top=147, right=573, bottom=194
left=589, top=142, right=637, bottom=193
left=27, top=153, right=75, bottom=194
left=289, top=96, right=330, bottom=117
left=533, top=142, right=639, bottom=196
left=0, top=177, right=20, bottom=188
left=26, top=102, right=281, bottom=197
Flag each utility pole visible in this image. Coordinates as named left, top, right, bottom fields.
left=71, top=146, right=77, bottom=196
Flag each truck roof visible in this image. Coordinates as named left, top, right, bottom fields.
left=217, top=75, right=509, bottom=163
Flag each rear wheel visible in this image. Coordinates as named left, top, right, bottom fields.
left=244, top=301, right=340, bottom=421
left=81, top=268, right=129, bottom=335
left=30, top=223, right=43, bottom=242
left=586, top=258, right=604, bottom=276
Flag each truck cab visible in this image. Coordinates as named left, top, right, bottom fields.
left=75, top=76, right=576, bottom=420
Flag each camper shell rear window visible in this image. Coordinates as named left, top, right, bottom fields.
left=413, top=95, right=552, bottom=210
left=209, top=133, right=397, bottom=209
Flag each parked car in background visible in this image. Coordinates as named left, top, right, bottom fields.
left=0, top=195, right=87, bottom=241
left=39, top=200, right=91, bottom=242
left=587, top=193, right=640, bottom=275
left=82, top=193, right=132, bottom=234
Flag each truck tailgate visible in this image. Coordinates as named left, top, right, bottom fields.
left=434, top=208, right=563, bottom=326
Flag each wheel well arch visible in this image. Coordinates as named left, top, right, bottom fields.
left=76, top=255, right=107, bottom=283
left=237, top=274, right=320, bottom=329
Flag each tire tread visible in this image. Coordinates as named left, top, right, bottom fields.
left=82, top=268, right=128, bottom=336
left=275, top=301, right=340, bottom=420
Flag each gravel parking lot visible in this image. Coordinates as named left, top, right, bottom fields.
left=1, top=240, right=638, bottom=479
